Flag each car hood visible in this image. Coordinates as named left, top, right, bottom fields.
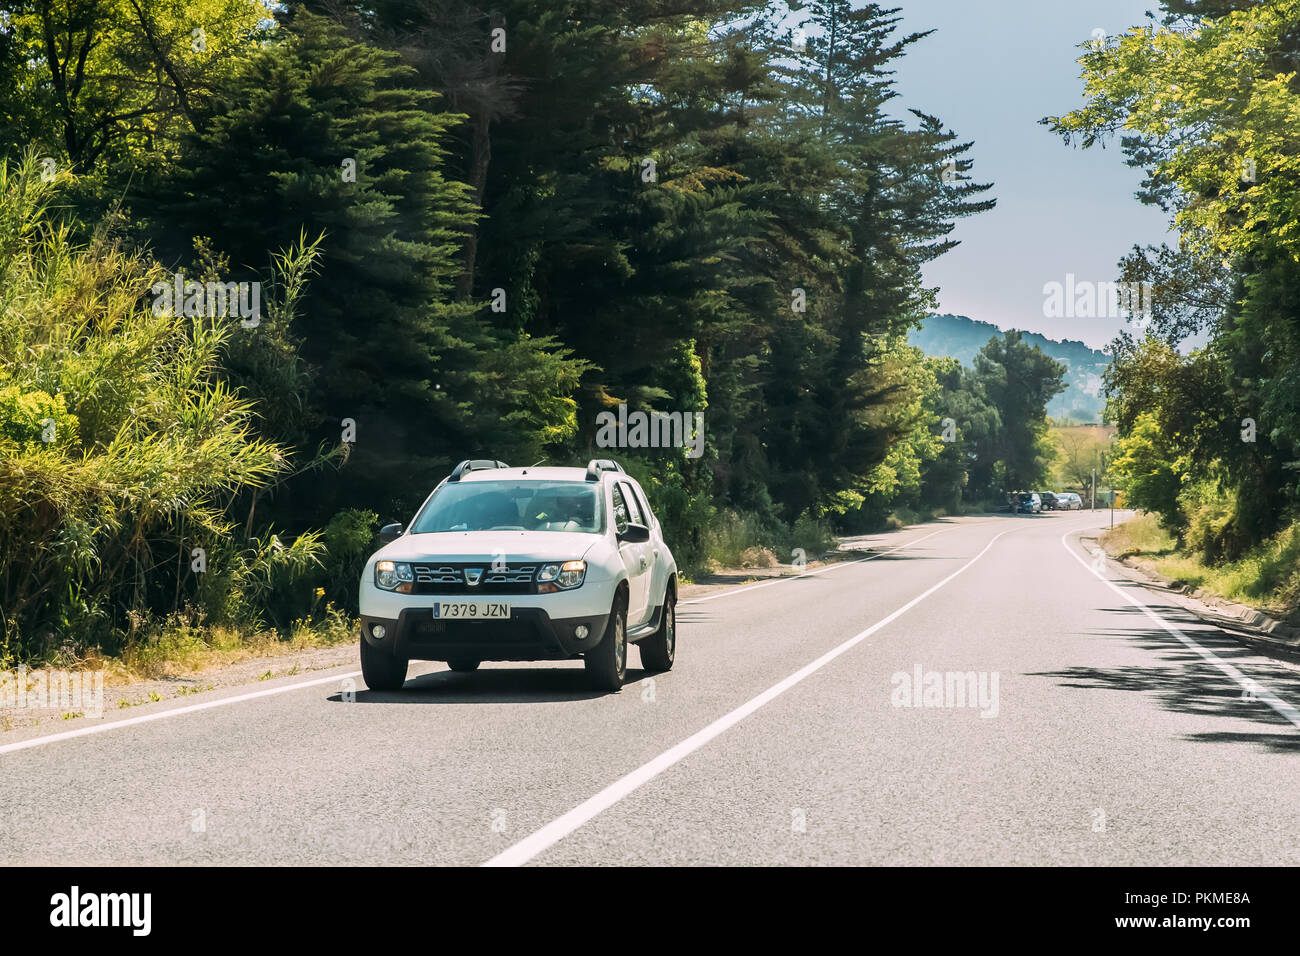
left=377, top=530, right=600, bottom=563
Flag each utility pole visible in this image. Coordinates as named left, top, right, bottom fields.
left=1091, top=469, right=1096, bottom=511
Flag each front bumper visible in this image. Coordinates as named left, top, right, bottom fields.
left=360, top=606, right=611, bottom=662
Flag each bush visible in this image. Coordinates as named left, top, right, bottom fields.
left=738, top=546, right=779, bottom=569
left=1180, top=480, right=1254, bottom=564
left=621, top=457, right=717, bottom=573
left=790, top=513, right=836, bottom=558
left=621, top=449, right=837, bottom=574
left=0, top=154, right=323, bottom=660
left=310, top=508, right=378, bottom=617
left=699, top=511, right=773, bottom=570
left=0, top=385, right=79, bottom=450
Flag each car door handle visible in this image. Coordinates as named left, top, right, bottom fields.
left=639, top=557, right=647, bottom=571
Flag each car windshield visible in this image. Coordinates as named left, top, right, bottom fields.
left=411, top=480, right=604, bottom=534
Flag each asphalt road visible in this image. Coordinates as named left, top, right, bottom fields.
left=4, top=511, right=1299, bottom=866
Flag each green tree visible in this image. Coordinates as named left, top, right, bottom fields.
left=1111, top=411, right=1185, bottom=535
left=969, top=331, right=1066, bottom=492
left=149, top=12, right=588, bottom=522
left=1049, top=0, right=1300, bottom=554
left=326, top=1, right=994, bottom=529
left=0, top=0, right=266, bottom=184
left=918, top=356, right=1001, bottom=509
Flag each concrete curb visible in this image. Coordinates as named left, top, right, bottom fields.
left=1083, top=532, right=1300, bottom=660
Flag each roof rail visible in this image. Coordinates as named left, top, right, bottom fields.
left=448, top=459, right=510, bottom=482
left=585, top=458, right=624, bottom=482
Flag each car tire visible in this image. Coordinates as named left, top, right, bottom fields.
left=446, top=659, right=480, bottom=672
left=585, top=594, right=627, bottom=692
left=639, top=592, right=676, bottom=672
left=360, top=638, right=408, bottom=691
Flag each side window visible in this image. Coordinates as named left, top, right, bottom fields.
left=620, top=482, right=645, bottom=527
left=630, top=483, right=655, bottom=527
left=611, top=483, right=630, bottom=535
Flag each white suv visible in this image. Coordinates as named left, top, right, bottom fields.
left=358, top=459, right=678, bottom=692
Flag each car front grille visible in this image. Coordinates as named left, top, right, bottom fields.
left=409, top=562, right=539, bottom=594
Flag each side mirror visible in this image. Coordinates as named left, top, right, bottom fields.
left=379, top=522, right=404, bottom=544
left=619, top=522, right=650, bottom=543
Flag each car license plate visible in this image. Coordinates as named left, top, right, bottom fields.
left=432, top=602, right=510, bottom=620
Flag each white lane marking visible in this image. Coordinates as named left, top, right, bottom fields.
left=681, top=527, right=951, bottom=606
left=0, top=670, right=363, bottom=757
left=1062, top=526, right=1300, bottom=730
left=484, top=523, right=1020, bottom=867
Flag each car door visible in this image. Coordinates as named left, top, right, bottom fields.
left=611, top=482, right=651, bottom=627
left=626, top=480, right=665, bottom=604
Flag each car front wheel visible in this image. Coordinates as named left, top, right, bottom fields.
left=639, top=593, right=676, bottom=672
left=360, top=638, right=408, bottom=691
left=585, top=595, right=627, bottom=692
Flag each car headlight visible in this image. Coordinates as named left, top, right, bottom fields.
left=375, top=560, right=414, bottom=593
left=556, top=560, right=586, bottom=588
left=537, top=560, right=585, bottom=590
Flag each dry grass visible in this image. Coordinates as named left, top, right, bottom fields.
left=65, top=607, right=357, bottom=686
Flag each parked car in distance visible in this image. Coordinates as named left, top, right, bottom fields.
left=1014, top=492, right=1041, bottom=514
left=1038, top=491, right=1059, bottom=511
left=1057, top=492, right=1083, bottom=510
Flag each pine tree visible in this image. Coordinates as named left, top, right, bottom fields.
left=148, top=11, right=587, bottom=521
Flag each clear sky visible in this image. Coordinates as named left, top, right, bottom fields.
left=886, top=0, right=1171, bottom=350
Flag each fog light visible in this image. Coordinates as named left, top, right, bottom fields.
left=372, top=624, right=387, bottom=640
left=574, top=624, right=589, bottom=639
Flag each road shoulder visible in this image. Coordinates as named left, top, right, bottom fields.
left=1086, top=528, right=1300, bottom=660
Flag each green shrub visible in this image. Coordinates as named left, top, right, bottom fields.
left=314, top=508, right=378, bottom=616
left=1111, top=411, right=1185, bottom=537
left=1180, top=480, right=1251, bottom=563
left=700, top=511, right=775, bottom=570
left=790, top=513, right=836, bottom=558
left=0, top=154, right=323, bottom=660
left=621, top=457, right=717, bottom=574
left=0, top=385, right=79, bottom=450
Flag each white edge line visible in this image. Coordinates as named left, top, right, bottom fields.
left=681, top=526, right=949, bottom=605
left=0, top=669, right=363, bottom=757
left=1062, top=526, right=1300, bottom=730
left=484, top=524, right=1020, bottom=867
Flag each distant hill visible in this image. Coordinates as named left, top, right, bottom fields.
left=909, top=313, right=1109, bottom=423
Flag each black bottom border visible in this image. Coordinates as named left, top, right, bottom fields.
left=8, top=865, right=1286, bottom=942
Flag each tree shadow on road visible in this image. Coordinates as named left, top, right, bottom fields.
left=1030, top=603, right=1300, bottom=754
